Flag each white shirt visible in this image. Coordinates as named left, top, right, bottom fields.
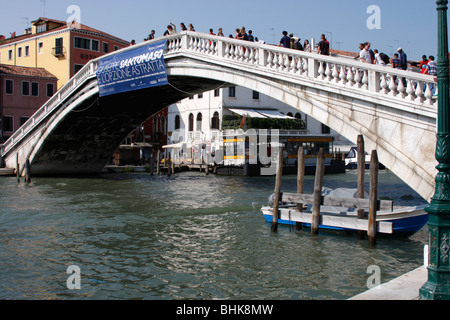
left=375, top=53, right=386, bottom=66
left=360, top=49, right=371, bottom=63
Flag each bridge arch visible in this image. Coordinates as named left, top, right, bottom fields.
left=1, top=32, right=438, bottom=201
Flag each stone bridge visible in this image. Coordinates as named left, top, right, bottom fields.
left=0, top=31, right=438, bottom=201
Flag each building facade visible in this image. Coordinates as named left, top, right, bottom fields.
left=166, top=85, right=347, bottom=145
left=162, top=85, right=351, bottom=169
left=0, top=64, right=57, bottom=142
left=0, top=17, right=129, bottom=89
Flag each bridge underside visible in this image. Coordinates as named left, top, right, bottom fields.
left=29, top=76, right=224, bottom=175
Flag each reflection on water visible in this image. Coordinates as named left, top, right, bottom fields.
left=0, top=170, right=428, bottom=300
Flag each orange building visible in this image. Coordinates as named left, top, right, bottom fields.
left=0, top=17, right=129, bottom=141
left=0, top=17, right=129, bottom=89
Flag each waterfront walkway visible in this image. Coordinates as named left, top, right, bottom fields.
left=350, top=266, right=427, bottom=300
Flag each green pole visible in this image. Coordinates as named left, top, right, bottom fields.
left=420, top=0, right=450, bottom=300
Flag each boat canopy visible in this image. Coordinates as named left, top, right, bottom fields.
left=226, top=108, right=296, bottom=120
left=227, top=108, right=267, bottom=118
left=163, top=143, right=183, bottom=149
left=256, top=110, right=296, bottom=119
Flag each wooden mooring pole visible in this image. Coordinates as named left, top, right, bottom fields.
left=271, top=148, right=284, bottom=233
left=296, top=147, right=305, bottom=231
left=150, top=152, right=154, bottom=176
left=368, top=150, right=379, bottom=245
left=357, top=135, right=366, bottom=239
left=164, top=151, right=168, bottom=175
left=311, top=148, right=325, bottom=235
left=16, top=153, right=20, bottom=183
left=171, top=155, right=175, bottom=175
left=168, top=153, right=172, bottom=177
left=24, top=159, right=31, bottom=183
left=157, top=150, right=161, bottom=175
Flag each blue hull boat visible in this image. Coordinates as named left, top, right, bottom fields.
left=261, top=205, right=428, bottom=238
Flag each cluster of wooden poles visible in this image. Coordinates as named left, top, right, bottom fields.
left=15, top=154, right=31, bottom=183
left=271, top=135, right=381, bottom=245
left=151, top=149, right=210, bottom=176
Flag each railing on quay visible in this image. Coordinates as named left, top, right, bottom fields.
left=1, top=31, right=437, bottom=159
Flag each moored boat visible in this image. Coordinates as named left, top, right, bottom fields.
left=261, top=188, right=428, bottom=237
left=261, top=205, right=428, bottom=237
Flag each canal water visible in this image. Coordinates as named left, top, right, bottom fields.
left=0, top=170, right=428, bottom=300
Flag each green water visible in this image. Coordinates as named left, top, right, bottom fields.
left=0, top=170, right=428, bottom=300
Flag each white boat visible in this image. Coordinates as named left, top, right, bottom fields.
left=345, top=146, right=372, bottom=169
left=262, top=188, right=428, bottom=237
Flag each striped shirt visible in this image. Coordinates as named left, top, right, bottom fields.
left=427, top=61, right=437, bottom=76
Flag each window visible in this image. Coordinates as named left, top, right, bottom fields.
left=175, top=115, right=181, bottom=130
left=75, top=37, right=91, bottom=50
left=114, top=46, right=119, bottom=51
left=295, top=113, right=302, bottom=120
left=287, top=112, right=293, bottom=117
left=153, top=116, right=158, bottom=136
left=31, top=82, right=39, bottom=97
left=161, top=116, right=166, bottom=135
left=47, top=83, right=54, bottom=97
left=18, top=47, right=22, bottom=58
left=25, top=46, right=30, bottom=56
left=228, top=86, right=236, bottom=98
left=211, top=112, right=220, bottom=130
left=22, top=81, right=30, bottom=96
left=2, top=116, right=13, bottom=132
left=321, top=124, right=331, bottom=134
left=198, top=93, right=203, bottom=99
left=20, top=117, right=29, bottom=126
left=252, top=91, right=260, bottom=100
left=103, top=42, right=109, bottom=53
left=38, top=42, right=44, bottom=54
left=37, top=24, right=47, bottom=33
left=8, top=50, right=13, bottom=60
left=92, top=40, right=99, bottom=51
left=214, top=89, right=220, bottom=97
left=5, top=79, right=13, bottom=94
left=74, top=37, right=87, bottom=49
left=74, top=64, right=84, bottom=74
left=196, top=113, right=203, bottom=132
left=188, top=113, right=194, bottom=131
left=55, top=38, right=64, bottom=56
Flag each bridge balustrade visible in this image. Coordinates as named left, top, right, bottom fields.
left=165, top=32, right=437, bottom=108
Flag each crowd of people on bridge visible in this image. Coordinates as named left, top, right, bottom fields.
left=134, top=22, right=438, bottom=81
left=354, top=42, right=437, bottom=76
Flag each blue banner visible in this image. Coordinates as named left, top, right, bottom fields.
left=96, top=40, right=168, bottom=97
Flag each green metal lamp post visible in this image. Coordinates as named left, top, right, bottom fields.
left=419, top=0, right=450, bottom=300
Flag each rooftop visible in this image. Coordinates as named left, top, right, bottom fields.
left=0, top=64, right=57, bottom=79
left=0, top=17, right=129, bottom=46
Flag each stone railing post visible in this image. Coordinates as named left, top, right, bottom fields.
left=369, top=70, right=381, bottom=93
left=217, top=38, right=225, bottom=58
left=308, top=57, right=319, bottom=79
left=258, top=47, right=267, bottom=67
left=181, top=33, right=189, bottom=52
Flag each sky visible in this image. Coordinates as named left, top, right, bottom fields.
left=0, top=0, right=445, bottom=60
